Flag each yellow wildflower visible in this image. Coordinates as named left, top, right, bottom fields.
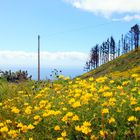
left=61, top=130, right=67, bottom=137
left=27, top=124, right=35, bottom=130
left=117, top=86, right=123, bottom=90
left=122, top=81, right=130, bottom=86
left=131, top=74, right=138, bottom=78
left=54, top=125, right=60, bottom=131
left=25, top=106, right=32, bottom=114
left=17, top=122, right=23, bottom=128
left=8, top=130, right=17, bottom=138
left=0, top=102, right=3, bottom=106
left=109, top=117, right=115, bottom=124
left=21, top=125, right=28, bottom=133
left=83, top=121, right=91, bottom=127
left=72, top=115, right=79, bottom=121
left=130, top=97, right=137, bottom=105
left=81, top=126, right=92, bottom=134
left=11, top=107, right=20, bottom=114
left=135, top=107, right=140, bottom=111
left=102, top=108, right=109, bottom=114
left=72, top=101, right=81, bottom=108
left=6, top=120, right=12, bottom=124
left=100, top=130, right=108, bottom=138
left=89, top=77, right=94, bottom=81
left=96, top=77, right=107, bottom=83
left=110, top=80, right=114, bottom=84
left=0, top=126, right=8, bottom=132
left=0, top=123, right=4, bottom=127
left=75, top=125, right=81, bottom=131
left=34, top=115, right=41, bottom=120
left=128, top=116, right=137, bottom=122
left=66, top=112, right=73, bottom=117
left=103, top=92, right=113, bottom=97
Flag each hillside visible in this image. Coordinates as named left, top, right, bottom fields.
left=80, top=47, right=140, bottom=79
left=0, top=48, right=140, bottom=140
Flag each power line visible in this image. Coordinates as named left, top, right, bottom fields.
left=46, top=21, right=115, bottom=39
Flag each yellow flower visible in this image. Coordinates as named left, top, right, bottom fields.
left=100, top=130, right=108, bottom=138
left=62, top=107, right=67, bottom=111
left=131, top=87, right=137, bottom=92
left=29, top=137, right=33, bottom=140
left=89, top=77, right=94, bottom=81
left=21, top=125, right=28, bottom=133
left=39, top=100, right=48, bottom=108
left=75, top=125, right=81, bottom=131
left=131, top=74, right=138, bottom=78
left=0, top=126, right=8, bottom=133
left=6, top=120, right=12, bottom=124
left=61, top=130, right=67, bottom=137
left=17, top=122, right=23, bottom=128
left=34, top=115, right=41, bottom=120
left=96, top=77, right=107, bottom=83
left=136, top=77, right=140, bottom=82
left=25, top=106, right=32, bottom=114
left=122, top=81, right=130, bottom=86
left=128, top=116, right=137, bottom=122
left=27, top=124, right=35, bottom=130
left=130, top=97, right=137, bottom=105
left=8, top=130, right=17, bottom=138
left=90, top=135, right=96, bottom=140
left=0, top=102, right=3, bottom=106
left=81, top=126, right=92, bottom=134
left=103, top=92, right=113, bottom=97
left=66, top=112, right=73, bottom=117
left=109, top=117, right=115, bottom=124
left=117, top=86, right=123, bottom=90
left=135, top=107, right=140, bottom=111
left=11, top=107, right=20, bottom=114
left=110, top=80, right=114, bottom=84
left=0, top=123, right=4, bottom=127
left=83, top=121, right=91, bottom=127
left=54, top=125, right=60, bottom=131
left=72, top=115, right=79, bottom=121
left=33, top=121, right=39, bottom=126
left=72, top=101, right=81, bottom=108
left=61, top=115, right=68, bottom=122
left=102, top=108, right=109, bottom=114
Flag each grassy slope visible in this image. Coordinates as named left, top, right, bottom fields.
left=80, top=47, right=140, bottom=79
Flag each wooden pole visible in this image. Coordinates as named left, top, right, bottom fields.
left=38, top=35, right=40, bottom=81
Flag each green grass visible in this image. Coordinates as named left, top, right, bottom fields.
left=79, top=47, right=140, bottom=79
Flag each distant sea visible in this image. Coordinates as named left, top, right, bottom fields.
left=0, top=67, right=85, bottom=80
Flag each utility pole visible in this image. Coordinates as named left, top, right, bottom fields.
left=38, top=35, right=40, bottom=81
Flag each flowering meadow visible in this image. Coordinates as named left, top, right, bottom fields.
left=0, top=73, right=140, bottom=140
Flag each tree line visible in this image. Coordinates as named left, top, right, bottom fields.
left=84, top=24, right=140, bottom=71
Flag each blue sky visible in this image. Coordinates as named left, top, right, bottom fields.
left=0, top=0, right=140, bottom=78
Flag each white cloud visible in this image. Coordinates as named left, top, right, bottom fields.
left=64, top=0, right=140, bottom=20
left=113, top=14, right=140, bottom=22
left=0, top=50, right=88, bottom=68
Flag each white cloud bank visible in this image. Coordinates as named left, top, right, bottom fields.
left=0, top=50, right=88, bottom=68
left=64, top=0, right=140, bottom=21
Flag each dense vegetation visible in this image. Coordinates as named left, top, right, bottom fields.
left=0, top=70, right=32, bottom=82
left=0, top=47, right=140, bottom=140
left=81, top=47, right=140, bottom=79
